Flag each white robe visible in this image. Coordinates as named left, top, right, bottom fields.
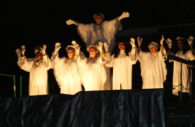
left=77, top=19, right=121, bottom=52
left=138, top=51, right=167, bottom=89
left=172, top=50, right=195, bottom=95
left=17, top=55, right=51, bottom=96
left=105, top=49, right=137, bottom=90
left=77, top=56, right=107, bottom=91
left=52, top=55, right=82, bottom=95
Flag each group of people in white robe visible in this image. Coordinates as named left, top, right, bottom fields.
left=15, top=11, right=195, bottom=96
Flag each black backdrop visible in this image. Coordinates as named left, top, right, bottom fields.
left=0, top=89, right=165, bottom=127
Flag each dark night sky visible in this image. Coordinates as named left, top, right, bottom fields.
left=1, top=1, right=195, bottom=96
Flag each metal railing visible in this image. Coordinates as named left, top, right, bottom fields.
left=0, top=73, right=23, bottom=97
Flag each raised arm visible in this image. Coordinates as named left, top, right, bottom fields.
left=16, top=45, right=33, bottom=72
left=187, top=35, right=194, bottom=50
left=129, top=37, right=137, bottom=61
left=159, top=35, right=166, bottom=58
left=97, top=42, right=104, bottom=60
left=116, top=11, right=130, bottom=21
left=66, top=19, right=79, bottom=26
left=71, top=40, right=83, bottom=60
left=137, top=36, right=143, bottom=54
left=40, top=44, right=51, bottom=69
left=16, top=45, right=26, bottom=66
left=165, top=37, right=173, bottom=55
left=51, top=42, right=61, bottom=60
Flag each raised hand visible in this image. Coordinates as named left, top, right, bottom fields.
left=71, top=40, right=80, bottom=55
left=41, top=44, right=47, bottom=55
left=21, top=45, right=26, bottom=56
left=97, top=42, right=104, bottom=52
left=129, top=37, right=136, bottom=48
left=165, top=38, right=172, bottom=49
left=187, top=36, right=194, bottom=47
left=55, top=42, right=61, bottom=51
left=71, top=40, right=79, bottom=49
left=16, top=48, right=21, bottom=57
left=118, top=12, right=130, bottom=21
left=137, top=36, right=143, bottom=47
left=160, top=35, right=165, bottom=45
left=103, top=42, right=109, bottom=52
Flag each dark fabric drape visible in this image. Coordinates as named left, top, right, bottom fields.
left=0, top=89, right=165, bottom=127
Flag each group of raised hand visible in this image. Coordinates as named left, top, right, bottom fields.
left=16, top=44, right=48, bottom=58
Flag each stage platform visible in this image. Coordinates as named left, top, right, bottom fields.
left=1, top=89, right=195, bottom=127
left=0, top=89, right=166, bottom=127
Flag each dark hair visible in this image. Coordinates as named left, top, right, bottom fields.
left=113, top=41, right=129, bottom=58
left=93, top=13, right=104, bottom=19
left=173, top=38, right=190, bottom=54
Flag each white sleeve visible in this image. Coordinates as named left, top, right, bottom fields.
left=129, top=47, right=137, bottom=64
left=186, top=50, right=195, bottom=61
left=17, top=56, right=33, bottom=72
left=103, top=19, right=122, bottom=44
left=77, top=23, right=95, bottom=44
left=104, top=53, right=114, bottom=67
left=42, top=55, right=52, bottom=70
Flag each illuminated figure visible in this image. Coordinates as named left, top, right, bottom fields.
left=16, top=44, right=51, bottom=96
left=76, top=42, right=107, bottom=91
left=137, top=36, right=167, bottom=89
left=51, top=41, right=82, bottom=95
left=104, top=38, right=137, bottom=90
left=66, top=11, right=130, bottom=53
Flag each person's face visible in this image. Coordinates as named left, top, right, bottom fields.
left=118, top=42, right=125, bottom=50
left=89, top=47, right=98, bottom=58
left=94, top=16, right=103, bottom=24
left=177, top=40, right=183, bottom=50
left=35, top=52, right=43, bottom=61
left=67, top=49, right=75, bottom=59
left=149, top=47, right=157, bottom=55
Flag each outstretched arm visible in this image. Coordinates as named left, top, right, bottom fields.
left=159, top=35, right=166, bottom=58
left=66, top=19, right=79, bottom=26
left=117, top=11, right=130, bottom=21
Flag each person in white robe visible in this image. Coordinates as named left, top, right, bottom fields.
left=104, top=37, right=137, bottom=90
left=137, top=36, right=167, bottom=89
left=165, top=36, right=195, bottom=95
left=51, top=41, right=82, bottom=95
left=16, top=44, right=51, bottom=96
left=66, top=12, right=130, bottom=53
left=76, top=42, right=107, bottom=91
